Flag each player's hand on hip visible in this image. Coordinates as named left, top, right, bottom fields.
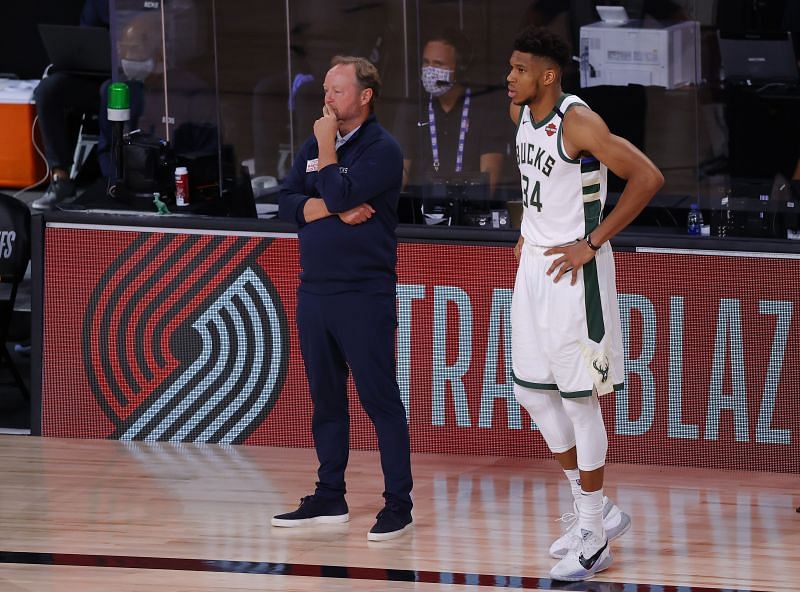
left=314, top=105, right=339, bottom=144
left=513, top=236, right=524, bottom=262
left=544, top=240, right=595, bottom=285
left=338, top=203, right=375, bottom=225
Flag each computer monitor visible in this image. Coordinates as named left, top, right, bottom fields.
left=415, top=172, right=492, bottom=226
left=718, top=31, right=799, bottom=85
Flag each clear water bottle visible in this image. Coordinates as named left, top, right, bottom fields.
left=687, top=203, right=703, bottom=236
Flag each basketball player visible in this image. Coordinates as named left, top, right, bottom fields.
left=506, top=27, right=663, bottom=581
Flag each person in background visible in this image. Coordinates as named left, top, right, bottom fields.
left=507, top=26, right=663, bottom=581
left=396, top=29, right=508, bottom=223
left=105, top=10, right=217, bottom=174
left=32, top=0, right=109, bottom=210
left=273, top=56, right=413, bottom=541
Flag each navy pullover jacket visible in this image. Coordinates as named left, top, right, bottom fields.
left=279, top=114, right=403, bottom=295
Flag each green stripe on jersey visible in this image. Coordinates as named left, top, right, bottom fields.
left=584, top=200, right=601, bottom=233
left=555, top=101, right=582, bottom=163
left=583, top=257, right=605, bottom=343
left=581, top=156, right=603, bottom=202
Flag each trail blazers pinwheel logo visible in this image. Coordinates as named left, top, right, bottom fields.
left=82, top=233, right=289, bottom=443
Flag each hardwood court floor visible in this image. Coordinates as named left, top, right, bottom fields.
left=0, top=435, right=797, bottom=591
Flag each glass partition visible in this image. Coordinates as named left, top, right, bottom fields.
left=107, top=0, right=800, bottom=241
left=110, top=0, right=222, bottom=213
left=216, top=0, right=288, bottom=199
left=159, top=0, right=220, bottom=203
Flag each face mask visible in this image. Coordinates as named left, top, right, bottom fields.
left=121, top=58, right=155, bottom=81
left=421, top=66, right=454, bottom=96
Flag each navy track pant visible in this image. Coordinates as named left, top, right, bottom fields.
left=296, top=289, right=413, bottom=510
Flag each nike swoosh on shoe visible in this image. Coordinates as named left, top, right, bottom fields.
left=578, top=539, right=608, bottom=570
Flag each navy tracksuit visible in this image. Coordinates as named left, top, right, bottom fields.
left=279, top=114, right=413, bottom=511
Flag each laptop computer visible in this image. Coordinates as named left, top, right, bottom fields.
left=718, top=31, right=799, bottom=85
left=38, top=24, right=111, bottom=77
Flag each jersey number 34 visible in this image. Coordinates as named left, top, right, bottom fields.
left=521, top=175, right=542, bottom=212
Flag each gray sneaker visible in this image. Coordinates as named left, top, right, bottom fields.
left=32, top=175, right=75, bottom=210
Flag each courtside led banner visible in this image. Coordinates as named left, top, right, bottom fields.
left=40, top=224, right=799, bottom=473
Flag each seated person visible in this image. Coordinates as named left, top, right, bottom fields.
left=32, top=0, right=109, bottom=210
left=99, top=10, right=217, bottom=198
left=395, top=28, right=509, bottom=224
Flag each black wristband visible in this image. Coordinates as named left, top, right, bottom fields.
left=585, top=234, right=601, bottom=251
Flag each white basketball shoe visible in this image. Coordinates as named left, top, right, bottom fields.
left=550, top=528, right=612, bottom=581
left=548, top=496, right=631, bottom=559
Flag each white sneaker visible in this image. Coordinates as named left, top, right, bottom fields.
left=549, top=529, right=612, bottom=582
left=548, top=496, right=631, bottom=559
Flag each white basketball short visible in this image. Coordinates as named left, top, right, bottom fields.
left=511, top=241, right=624, bottom=398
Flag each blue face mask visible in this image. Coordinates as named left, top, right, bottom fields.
left=421, top=66, right=454, bottom=96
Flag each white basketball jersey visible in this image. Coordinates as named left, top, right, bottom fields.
left=515, top=94, right=607, bottom=247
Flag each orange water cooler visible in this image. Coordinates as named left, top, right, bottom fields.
left=0, top=79, right=46, bottom=188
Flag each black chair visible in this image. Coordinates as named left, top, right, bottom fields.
left=0, top=193, right=31, bottom=399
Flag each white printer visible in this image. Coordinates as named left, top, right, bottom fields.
left=579, top=8, right=700, bottom=89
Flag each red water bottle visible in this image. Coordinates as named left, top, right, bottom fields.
left=175, top=166, right=190, bottom=206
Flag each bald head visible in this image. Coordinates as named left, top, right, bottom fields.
left=118, top=12, right=163, bottom=62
